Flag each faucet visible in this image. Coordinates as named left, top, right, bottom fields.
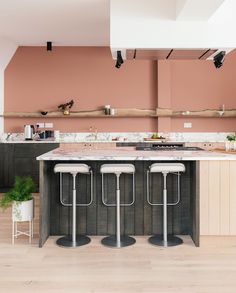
left=89, top=126, right=98, bottom=141
left=218, top=104, right=225, bottom=117
left=6, top=133, right=12, bottom=141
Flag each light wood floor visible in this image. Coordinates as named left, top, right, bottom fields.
left=1, top=194, right=236, bottom=292
left=0, top=235, right=236, bottom=293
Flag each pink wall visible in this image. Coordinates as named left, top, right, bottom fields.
left=159, top=49, right=236, bottom=132
left=4, top=47, right=157, bottom=132
left=4, top=46, right=236, bottom=133
left=157, top=61, right=172, bottom=132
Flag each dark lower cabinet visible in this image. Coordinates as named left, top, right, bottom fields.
left=0, top=144, right=14, bottom=189
left=0, top=143, right=59, bottom=192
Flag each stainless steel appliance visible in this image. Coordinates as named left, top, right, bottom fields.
left=38, top=130, right=54, bottom=140
left=24, top=125, right=35, bottom=140
left=136, top=143, right=203, bottom=151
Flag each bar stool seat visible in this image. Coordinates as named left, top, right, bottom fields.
left=100, top=164, right=135, bottom=174
left=54, top=163, right=93, bottom=248
left=100, top=163, right=136, bottom=248
left=54, top=163, right=90, bottom=174
left=147, top=162, right=185, bottom=247
left=150, top=163, right=185, bottom=173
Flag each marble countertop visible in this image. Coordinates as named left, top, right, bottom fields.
left=0, top=132, right=232, bottom=143
left=36, top=147, right=236, bottom=161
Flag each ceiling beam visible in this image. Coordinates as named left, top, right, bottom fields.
left=176, top=0, right=226, bottom=21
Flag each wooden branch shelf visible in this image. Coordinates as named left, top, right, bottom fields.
left=3, top=108, right=156, bottom=118
left=3, top=108, right=236, bottom=118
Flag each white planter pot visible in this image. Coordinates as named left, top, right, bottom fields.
left=225, top=141, right=235, bottom=151
left=12, top=199, right=34, bottom=222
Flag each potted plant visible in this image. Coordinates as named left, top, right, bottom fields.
left=0, top=176, right=36, bottom=221
left=226, top=134, right=236, bottom=151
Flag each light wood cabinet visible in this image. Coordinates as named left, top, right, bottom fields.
left=200, top=160, right=236, bottom=235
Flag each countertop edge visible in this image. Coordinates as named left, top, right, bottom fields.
left=36, top=148, right=236, bottom=161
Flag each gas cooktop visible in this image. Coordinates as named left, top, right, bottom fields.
left=136, top=145, right=203, bottom=151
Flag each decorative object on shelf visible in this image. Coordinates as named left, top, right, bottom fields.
left=40, top=111, right=48, bottom=116
left=219, top=104, right=225, bottom=116
left=58, top=99, right=74, bottom=115
left=110, top=108, right=116, bottom=116
left=104, top=105, right=111, bottom=115
left=0, top=176, right=36, bottom=244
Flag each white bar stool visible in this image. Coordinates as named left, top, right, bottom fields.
left=147, top=163, right=185, bottom=247
left=54, top=163, right=93, bottom=248
left=100, top=164, right=136, bottom=248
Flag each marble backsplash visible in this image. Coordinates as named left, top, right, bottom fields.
left=0, top=132, right=233, bottom=143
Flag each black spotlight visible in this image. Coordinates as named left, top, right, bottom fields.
left=47, top=41, right=52, bottom=51
left=213, top=51, right=226, bottom=69
left=115, top=50, right=124, bottom=68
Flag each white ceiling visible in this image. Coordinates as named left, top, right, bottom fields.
left=0, top=0, right=235, bottom=47
left=0, top=0, right=110, bottom=46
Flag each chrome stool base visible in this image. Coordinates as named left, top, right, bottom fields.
left=56, top=235, right=91, bottom=248
left=101, top=235, right=136, bottom=248
left=148, top=235, right=183, bottom=247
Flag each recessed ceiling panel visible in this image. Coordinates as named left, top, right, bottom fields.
left=167, top=49, right=208, bottom=60
left=126, top=49, right=218, bottom=60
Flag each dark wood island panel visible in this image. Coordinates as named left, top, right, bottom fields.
left=39, top=160, right=199, bottom=247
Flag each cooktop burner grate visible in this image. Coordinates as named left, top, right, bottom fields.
left=136, top=146, right=203, bottom=151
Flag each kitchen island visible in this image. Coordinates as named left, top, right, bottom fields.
left=37, top=147, right=236, bottom=247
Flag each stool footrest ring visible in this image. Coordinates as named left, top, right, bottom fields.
left=147, top=171, right=181, bottom=206
left=101, top=173, right=135, bottom=207
left=60, top=171, right=93, bottom=207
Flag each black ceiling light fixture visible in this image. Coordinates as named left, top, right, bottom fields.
left=115, top=50, right=124, bottom=68
left=213, top=51, right=226, bottom=69
left=46, top=41, right=52, bottom=51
